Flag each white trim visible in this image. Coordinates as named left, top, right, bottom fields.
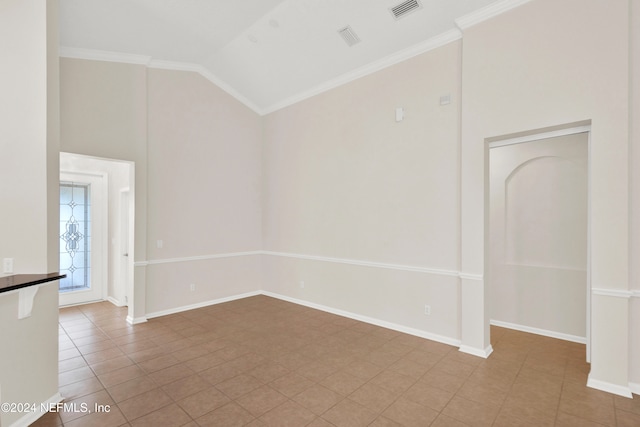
left=145, top=291, right=262, bottom=319
left=61, top=27, right=471, bottom=117
left=591, top=288, right=633, bottom=299
left=262, top=291, right=462, bottom=348
left=59, top=46, right=263, bottom=115
left=459, top=344, right=493, bottom=358
left=106, top=296, right=126, bottom=307
left=488, top=125, right=591, bottom=149
left=59, top=46, right=151, bottom=65
left=459, top=272, right=483, bottom=281
left=629, top=382, right=640, bottom=396
left=126, top=315, right=147, bottom=325
left=136, top=250, right=477, bottom=279
left=147, top=59, right=202, bottom=73
left=263, top=251, right=460, bottom=277
left=491, top=320, right=587, bottom=344
left=632, top=290, right=640, bottom=298
left=142, top=251, right=262, bottom=266
left=587, top=375, right=633, bottom=398
left=262, top=29, right=462, bottom=115
left=8, top=392, right=63, bottom=427
left=455, top=0, right=532, bottom=30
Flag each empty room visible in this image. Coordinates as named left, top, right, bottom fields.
left=0, top=0, right=639, bottom=426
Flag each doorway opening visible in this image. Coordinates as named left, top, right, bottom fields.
left=59, top=153, right=135, bottom=310
left=488, top=124, right=591, bottom=361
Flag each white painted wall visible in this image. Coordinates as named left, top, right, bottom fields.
left=489, top=133, right=588, bottom=340
left=0, top=0, right=60, bottom=425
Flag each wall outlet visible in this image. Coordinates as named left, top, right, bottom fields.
left=299, top=281, right=305, bottom=289
left=3, top=258, right=13, bottom=274
left=424, top=305, right=431, bottom=316
left=157, top=240, right=163, bottom=248
left=190, top=283, right=195, bottom=292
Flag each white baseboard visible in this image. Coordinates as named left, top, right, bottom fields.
left=8, top=392, right=63, bottom=427
left=261, top=291, right=461, bottom=348
left=490, top=319, right=586, bottom=344
left=459, top=344, right=493, bottom=359
left=587, top=375, right=633, bottom=398
left=145, top=291, right=262, bottom=319
left=140, top=289, right=468, bottom=353
left=629, top=382, right=640, bottom=396
left=126, top=315, right=148, bottom=325
left=106, top=296, right=126, bottom=307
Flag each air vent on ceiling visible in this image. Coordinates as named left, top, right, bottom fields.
left=338, top=25, right=361, bottom=47
left=390, top=0, right=422, bottom=19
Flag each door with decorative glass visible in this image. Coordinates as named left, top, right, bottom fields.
left=59, top=172, right=105, bottom=306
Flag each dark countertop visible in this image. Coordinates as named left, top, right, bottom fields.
left=0, top=273, right=66, bottom=294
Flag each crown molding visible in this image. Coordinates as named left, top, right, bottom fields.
left=59, top=46, right=151, bottom=65
left=455, top=0, right=532, bottom=31
left=148, top=59, right=264, bottom=114
left=60, top=27, right=463, bottom=117
left=59, top=46, right=264, bottom=115
left=262, top=28, right=462, bottom=114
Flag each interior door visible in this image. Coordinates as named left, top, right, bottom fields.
left=59, top=172, right=106, bottom=306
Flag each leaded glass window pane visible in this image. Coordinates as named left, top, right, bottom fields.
left=59, top=182, right=91, bottom=292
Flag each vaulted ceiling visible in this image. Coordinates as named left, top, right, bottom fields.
left=59, top=0, right=503, bottom=113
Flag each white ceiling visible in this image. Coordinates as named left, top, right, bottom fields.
left=59, top=0, right=504, bottom=113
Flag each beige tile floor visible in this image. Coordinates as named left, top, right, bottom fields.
left=32, top=295, right=639, bottom=426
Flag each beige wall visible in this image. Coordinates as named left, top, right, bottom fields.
left=263, top=42, right=462, bottom=341
left=630, top=0, right=640, bottom=389
left=60, top=63, right=263, bottom=317
left=0, top=0, right=60, bottom=425
left=60, top=58, right=150, bottom=319
left=145, top=69, right=263, bottom=314
left=60, top=58, right=148, bottom=262
left=460, top=0, right=630, bottom=391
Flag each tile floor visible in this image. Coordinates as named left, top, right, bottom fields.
left=32, top=295, right=639, bottom=426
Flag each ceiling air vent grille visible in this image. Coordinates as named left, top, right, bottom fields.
left=338, top=25, right=361, bottom=47
left=390, top=0, right=422, bottom=19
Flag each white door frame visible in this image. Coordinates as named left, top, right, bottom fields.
left=59, top=171, right=108, bottom=306
left=60, top=152, right=135, bottom=314
left=118, top=188, right=133, bottom=308
left=488, top=124, right=592, bottom=362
